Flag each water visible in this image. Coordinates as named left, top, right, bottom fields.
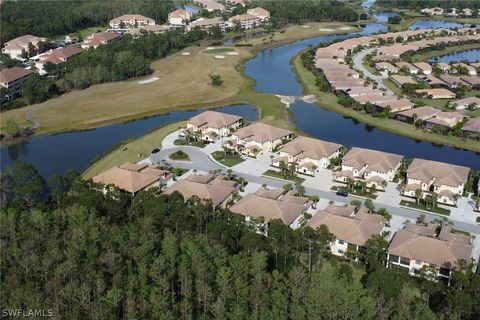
left=373, top=12, right=400, bottom=23
left=176, top=5, right=198, bottom=14
left=429, top=48, right=480, bottom=63
left=0, top=105, right=257, bottom=178
left=409, top=19, right=476, bottom=30
left=290, top=102, right=480, bottom=168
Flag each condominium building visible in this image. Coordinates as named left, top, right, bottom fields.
left=2, top=34, right=47, bottom=59
left=168, top=9, right=193, bottom=26
left=0, top=67, right=33, bottom=99
left=186, top=18, right=226, bottom=32
left=35, top=47, right=83, bottom=74
left=228, top=14, right=262, bottom=30
left=81, top=32, right=120, bottom=49
left=185, top=111, right=243, bottom=141
left=109, top=14, right=156, bottom=29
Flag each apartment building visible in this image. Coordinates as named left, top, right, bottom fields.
left=192, top=0, right=225, bottom=12
left=307, top=205, right=385, bottom=259
left=425, top=111, right=465, bottom=130
left=273, top=136, right=342, bottom=175
left=109, top=14, right=156, bottom=29
left=35, top=47, right=83, bottom=74
left=2, top=34, right=47, bottom=59
left=388, top=223, right=473, bottom=284
left=228, top=13, right=262, bottom=30
left=168, top=9, right=193, bottom=26
left=0, top=67, right=33, bottom=99
left=403, top=158, right=470, bottom=205
left=246, top=7, right=270, bottom=21
left=229, top=122, right=294, bottom=157
left=186, top=18, right=226, bottom=32
left=185, top=111, right=243, bottom=142
left=81, top=32, right=120, bottom=49
left=335, top=147, right=403, bottom=190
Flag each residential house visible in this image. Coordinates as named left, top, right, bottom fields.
left=273, top=136, right=343, bottom=175
left=168, top=9, right=193, bottom=26
left=454, top=63, right=477, bottom=75
left=186, top=111, right=243, bottom=141
left=186, top=18, right=226, bottom=32
left=307, top=204, right=385, bottom=259
left=193, top=0, right=225, bottom=12
left=460, top=76, right=480, bottom=88
left=81, top=32, right=120, bottom=49
left=436, top=62, right=451, bottom=73
left=335, top=147, right=403, bottom=190
left=387, top=224, right=473, bottom=284
left=226, top=0, right=250, bottom=6
left=344, top=86, right=382, bottom=97
left=450, top=97, right=480, bottom=110
left=163, top=173, right=237, bottom=207
left=228, top=14, right=262, bottom=30
left=415, top=88, right=456, bottom=99
left=127, top=25, right=172, bottom=37
left=35, top=47, right=83, bottom=74
left=92, top=163, right=174, bottom=195
left=396, top=106, right=440, bottom=123
left=403, top=158, right=470, bottom=205
left=425, top=111, right=465, bottom=130
left=2, top=34, right=47, bottom=59
left=419, top=74, right=446, bottom=87
left=375, top=62, right=398, bottom=74
left=352, top=94, right=398, bottom=105
left=229, top=123, right=294, bottom=157
left=230, top=187, right=312, bottom=230
left=420, top=7, right=444, bottom=16
left=414, top=62, right=432, bottom=75
left=109, top=14, right=155, bottom=29
left=395, top=62, right=420, bottom=74
left=461, top=117, right=480, bottom=139
left=246, top=7, right=270, bottom=21
left=375, top=99, right=414, bottom=113
left=440, top=74, right=469, bottom=88
left=0, top=67, right=33, bottom=99
left=391, top=75, right=417, bottom=87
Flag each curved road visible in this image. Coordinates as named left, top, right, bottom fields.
left=352, top=47, right=394, bottom=96
left=151, top=146, right=480, bottom=235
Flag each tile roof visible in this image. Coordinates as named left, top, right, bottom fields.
left=234, top=122, right=293, bottom=143
left=406, top=158, right=470, bottom=188
left=280, top=136, right=342, bottom=160
left=343, top=147, right=403, bottom=173
left=0, top=67, right=33, bottom=83
left=188, top=111, right=242, bottom=129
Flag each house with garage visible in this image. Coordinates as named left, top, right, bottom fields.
left=450, top=97, right=480, bottom=110
left=81, top=32, right=120, bottom=49
left=2, top=34, right=47, bottom=59
left=168, top=9, right=192, bottom=27
left=185, top=111, right=243, bottom=142
left=403, top=158, right=470, bottom=205
left=272, top=136, right=343, bottom=175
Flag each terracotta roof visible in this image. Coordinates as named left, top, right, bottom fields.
left=397, top=106, right=440, bottom=119
left=451, top=96, right=480, bottom=107
left=307, top=210, right=384, bottom=246
left=4, top=34, right=46, bottom=48
left=193, top=0, right=225, bottom=11
left=416, top=88, right=456, bottom=98
left=281, top=136, right=342, bottom=160
left=92, top=163, right=169, bottom=193
left=254, top=187, right=284, bottom=200
left=247, top=7, right=270, bottom=17
left=462, top=117, right=480, bottom=134
left=163, top=175, right=235, bottom=206
left=391, top=75, right=417, bottom=85
left=169, top=9, right=191, bottom=19
left=388, top=227, right=472, bottom=268
left=376, top=99, right=414, bottom=111
left=228, top=13, right=259, bottom=22
left=188, top=17, right=225, bottom=28
left=230, top=190, right=308, bottom=225
left=460, top=76, right=480, bottom=85
left=188, top=111, right=242, bottom=129
left=0, top=67, right=33, bottom=83
left=406, top=158, right=470, bottom=188
left=234, top=122, right=293, bottom=143
left=405, top=223, right=437, bottom=237
left=343, top=147, right=403, bottom=173
left=39, top=47, right=83, bottom=64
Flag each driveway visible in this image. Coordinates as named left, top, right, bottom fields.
left=352, top=48, right=394, bottom=96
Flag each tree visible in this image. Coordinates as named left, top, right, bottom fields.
left=209, top=74, right=223, bottom=86
left=415, top=188, right=423, bottom=205
left=208, top=25, right=223, bottom=40
left=364, top=199, right=375, bottom=212
left=4, top=118, right=21, bottom=137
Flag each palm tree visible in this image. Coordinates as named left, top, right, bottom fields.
left=283, top=183, right=292, bottom=193
left=431, top=193, right=438, bottom=210
left=346, top=178, right=355, bottom=192
left=279, top=161, right=288, bottom=178
left=226, top=169, right=233, bottom=180
left=415, top=188, right=423, bottom=205
left=295, top=182, right=305, bottom=197
left=310, top=195, right=320, bottom=209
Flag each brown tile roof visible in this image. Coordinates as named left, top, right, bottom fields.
left=228, top=13, right=259, bottom=22
left=324, top=203, right=357, bottom=217
left=388, top=227, right=472, bottom=268
left=451, top=96, right=480, bottom=107
left=404, top=223, right=437, bottom=237
left=406, top=158, right=470, bottom=188
left=92, top=163, right=168, bottom=193
left=163, top=175, right=235, bottom=206
left=281, top=136, right=342, bottom=160
left=462, top=117, right=480, bottom=134
left=460, top=76, right=480, bottom=85
left=234, top=122, right=293, bottom=143
left=0, top=67, right=33, bottom=83
left=397, top=106, right=440, bottom=120
left=188, top=111, right=242, bottom=129
left=247, top=7, right=270, bottom=17
left=343, top=147, right=403, bottom=173
left=391, top=75, right=417, bottom=85
left=307, top=210, right=384, bottom=246
left=415, top=88, right=456, bottom=98
left=39, top=47, right=83, bottom=64
left=376, top=99, right=414, bottom=112
left=230, top=190, right=308, bottom=225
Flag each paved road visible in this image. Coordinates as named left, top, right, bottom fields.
left=352, top=48, right=394, bottom=96
left=151, top=147, right=480, bottom=235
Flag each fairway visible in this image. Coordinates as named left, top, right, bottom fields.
left=2, top=46, right=250, bottom=134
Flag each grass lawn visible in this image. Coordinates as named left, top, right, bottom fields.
left=400, top=199, right=450, bottom=216
left=263, top=169, right=305, bottom=184
left=211, top=151, right=245, bottom=167
left=169, top=150, right=190, bottom=161
left=76, top=27, right=108, bottom=38
left=292, top=52, right=480, bottom=152
left=82, top=121, right=184, bottom=179
left=382, top=79, right=403, bottom=96
left=174, top=139, right=206, bottom=148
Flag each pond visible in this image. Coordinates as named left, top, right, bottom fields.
left=0, top=105, right=258, bottom=178
left=428, top=48, right=480, bottom=63
left=409, top=19, right=476, bottom=30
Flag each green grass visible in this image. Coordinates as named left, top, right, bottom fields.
left=169, top=150, right=190, bottom=161
left=331, top=185, right=378, bottom=199
left=400, top=199, right=450, bottom=216
left=211, top=151, right=245, bottom=167
left=383, top=79, right=404, bottom=96
left=83, top=121, right=184, bottom=179
left=174, top=139, right=206, bottom=148
left=76, top=27, right=108, bottom=38
left=263, top=169, right=305, bottom=184
left=292, top=51, right=480, bottom=152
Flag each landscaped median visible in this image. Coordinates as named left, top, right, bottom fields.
left=211, top=151, right=245, bottom=167
left=400, top=199, right=450, bottom=216
left=263, top=169, right=305, bottom=184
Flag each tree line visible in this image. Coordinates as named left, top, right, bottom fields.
left=376, top=0, right=480, bottom=10
left=1, top=160, right=479, bottom=319
left=0, top=0, right=175, bottom=43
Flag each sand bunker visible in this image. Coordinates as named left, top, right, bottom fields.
left=226, top=51, right=239, bottom=56
left=206, top=47, right=216, bottom=50
left=302, top=25, right=310, bottom=28
left=181, top=52, right=191, bottom=56
left=214, top=55, right=225, bottom=59
left=137, top=76, right=159, bottom=84
left=319, top=28, right=333, bottom=32
left=340, top=27, right=351, bottom=30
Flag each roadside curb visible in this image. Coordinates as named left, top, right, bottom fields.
left=399, top=205, right=450, bottom=217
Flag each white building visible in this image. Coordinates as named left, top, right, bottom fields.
left=168, top=9, right=193, bottom=26
left=109, top=14, right=156, bottom=29
left=185, top=111, right=243, bottom=142
left=2, top=35, right=47, bottom=59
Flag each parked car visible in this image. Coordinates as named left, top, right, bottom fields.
left=151, top=148, right=160, bottom=154
left=336, top=191, right=348, bottom=197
